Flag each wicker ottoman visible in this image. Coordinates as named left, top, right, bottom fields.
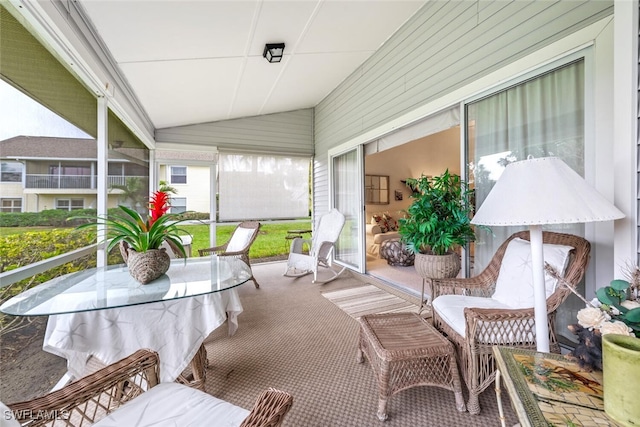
left=357, top=312, right=466, bottom=421
left=380, top=238, right=414, bottom=266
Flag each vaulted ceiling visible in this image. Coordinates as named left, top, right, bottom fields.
left=78, top=1, right=425, bottom=130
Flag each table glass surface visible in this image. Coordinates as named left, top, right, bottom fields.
left=0, top=255, right=252, bottom=316
left=494, top=347, right=622, bottom=427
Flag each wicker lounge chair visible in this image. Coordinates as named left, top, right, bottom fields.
left=199, top=221, right=261, bottom=288
left=4, top=349, right=293, bottom=427
left=431, top=231, right=590, bottom=415
left=283, top=209, right=346, bottom=283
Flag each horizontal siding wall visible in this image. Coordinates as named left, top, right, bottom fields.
left=314, top=0, right=613, bottom=214
left=155, top=109, right=314, bottom=156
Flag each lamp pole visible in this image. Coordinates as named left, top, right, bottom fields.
left=529, top=224, right=549, bottom=352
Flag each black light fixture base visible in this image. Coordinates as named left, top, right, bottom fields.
left=263, top=43, right=285, bottom=63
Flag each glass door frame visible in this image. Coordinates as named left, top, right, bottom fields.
left=328, top=145, right=366, bottom=274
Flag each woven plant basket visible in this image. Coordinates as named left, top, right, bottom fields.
left=414, top=251, right=460, bottom=279
left=123, top=245, right=171, bottom=284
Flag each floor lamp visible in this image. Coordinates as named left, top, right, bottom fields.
left=471, top=157, right=624, bottom=352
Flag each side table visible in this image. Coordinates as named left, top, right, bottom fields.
left=357, top=312, right=466, bottom=421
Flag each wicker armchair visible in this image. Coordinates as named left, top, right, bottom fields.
left=431, top=231, right=590, bottom=415
left=5, top=349, right=293, bottom=427
left=199, top=221, right=261, bottom=288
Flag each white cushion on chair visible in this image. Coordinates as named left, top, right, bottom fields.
left=433, top=295, right=536, bottom=343
left=93, top=382, right=249, bottom=427
left=433, top=295, right=512, bottom=337
left=227, top=227, right=254, bottom=252
left=491, top=238, right=573, bottom=309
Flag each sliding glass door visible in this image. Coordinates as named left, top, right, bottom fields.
left=331, top=147, right=365, bottom=273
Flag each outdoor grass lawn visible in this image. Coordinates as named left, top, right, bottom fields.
left=0, top=221, right=312, bottom=259
left=183, top=221, right=311, bottom=258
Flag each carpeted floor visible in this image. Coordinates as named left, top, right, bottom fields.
left=202, top=262, right=519, bottom=426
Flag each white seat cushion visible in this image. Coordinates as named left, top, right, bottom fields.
left=93, top=382, right=250, bottom=427
left=491, top=238, right=573, bottom=309
left=433, top=295, right=512, bottom=337
left=433, top=295, right=536, bottom=344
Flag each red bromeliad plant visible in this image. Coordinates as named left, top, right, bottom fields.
left=149, top=190, right=170, bottom=226
left=72, top=190, right=191, bottom=257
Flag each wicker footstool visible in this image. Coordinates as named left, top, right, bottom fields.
left=357, top=312, right=466, bottom=421
left=380, top=238, right=414, bottom=266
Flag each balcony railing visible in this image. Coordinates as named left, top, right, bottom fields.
left=25, top=175, right=148, bottom=189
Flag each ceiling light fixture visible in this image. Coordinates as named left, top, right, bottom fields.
left=263, top=43, right=285, bottom=63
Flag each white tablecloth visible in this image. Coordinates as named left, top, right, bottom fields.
left=43, top=290, right=242, bottom=383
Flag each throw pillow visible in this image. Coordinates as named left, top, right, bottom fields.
left=371, top=214, right=389, bottom=233
left=491, top=237, right=574, bottom=309
left=382, top=213, right=398, bottom=231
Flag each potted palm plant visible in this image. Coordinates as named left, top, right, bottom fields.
left=398, top=170, right=482, bottom=279
left=72, top=190, right=192, bottom=284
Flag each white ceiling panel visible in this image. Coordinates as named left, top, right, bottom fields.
left=82, top=1, right=259, bottom=61
left=75, top=0, right=425, bottom=129
left=264, top=51, right=374, bottom=113
left=121, top=58, right=245, bottom=128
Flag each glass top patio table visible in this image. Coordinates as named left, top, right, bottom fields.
left=0, top=255, right=252, bottom=317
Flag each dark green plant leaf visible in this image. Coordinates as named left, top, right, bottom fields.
left=610, top=279, right=630, bottom=292
left=624, top=307, right=640, bottom=323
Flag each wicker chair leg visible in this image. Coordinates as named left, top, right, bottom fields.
left=467, top=391, right=480, bottom=415
left=377, top=397, right=389, bottom=421
left=251, top=275, right=260, bottom=288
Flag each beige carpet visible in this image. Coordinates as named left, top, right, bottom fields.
left=202, top=261, right=518, bottom=426
left=321, top=284, right=419, bottom=319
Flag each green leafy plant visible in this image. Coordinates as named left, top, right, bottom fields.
left=594, top=279, right=640, bottom=337
left=71, top=190, right=192, bottom=257
left=398, top=170, right=483, bottom=255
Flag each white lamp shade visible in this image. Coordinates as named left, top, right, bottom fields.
left=471, top=157, right=625, bottom=226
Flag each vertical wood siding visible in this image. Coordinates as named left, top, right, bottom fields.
left=313, top=0, right=612, bottom=215
left=155, top=109, right=313, bottom=156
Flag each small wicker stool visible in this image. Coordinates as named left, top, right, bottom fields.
left=357, top=312, right=466, bottom=421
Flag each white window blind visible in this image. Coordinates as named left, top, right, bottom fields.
left=219, top=153, right=310, bottom=221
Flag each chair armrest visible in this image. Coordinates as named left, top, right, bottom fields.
left=8, top=349, right=160, bottom=426
left=463, top=306, right=536, bottom=346
left=240, top=388, right=293, bottom=427
left=432, top=275, right=496, bottom=299
left=290, top=238, right=312, bottom=254
left=198, top=244, right=229, bottom=256
left=315, top=241, right=336, bottom=263
left=366, top=224, right=382, bottom=235
left=217, top=249, right=249, bottom=258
